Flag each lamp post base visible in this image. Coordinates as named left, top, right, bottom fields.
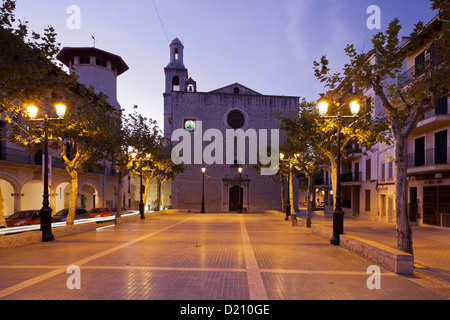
left=285, top=204, right=291, bottom=221
left=330, top=209, right=344, bottom=246
left=139, top=203, right=145, bottom=220
left=41, top=207, right=54, bottom=243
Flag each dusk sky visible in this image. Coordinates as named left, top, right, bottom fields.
left=14, top=0, right=438, bottom=128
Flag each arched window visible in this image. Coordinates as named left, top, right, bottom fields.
left=172, top=76, right=180, bottom=91
left=174, top=48, right=179, bottom=60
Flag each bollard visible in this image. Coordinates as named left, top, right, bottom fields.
left=291, top=213, right=298, bottom=226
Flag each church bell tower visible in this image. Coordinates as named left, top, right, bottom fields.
left=164, top=38, right=188, bottom=93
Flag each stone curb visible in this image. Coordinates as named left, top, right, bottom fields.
left=0, top=222, right=97, bottom=251
left=267, top=211, right=415, bottom=275
left=0, top=210, right=173, bottom=250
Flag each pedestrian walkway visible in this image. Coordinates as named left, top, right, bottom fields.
left=296, top=207, right=450, bottom=288
left=0, top=212, right=448, bottom=302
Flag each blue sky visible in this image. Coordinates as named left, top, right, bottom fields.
left=14, top=0, right=438, bottom=128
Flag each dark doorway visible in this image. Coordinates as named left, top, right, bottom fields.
left=409, top=187, right=418, bottom=225
left=229, top=185, right=243, bottom=212
left=423, top=186, right=450, bottom=227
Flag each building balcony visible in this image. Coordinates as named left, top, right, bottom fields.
left=407, top=148, right=450, bottom=174
left=341, top=171, right=362, bottom=184
left=0, top=147, right=115, bottom=176
left=412, top=106, right=450, bottom=135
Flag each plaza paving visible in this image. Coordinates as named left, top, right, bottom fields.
left=0, top=212, right=448, bottom=301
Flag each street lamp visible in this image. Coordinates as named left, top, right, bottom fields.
left=279, top=153, right=299, bottom=221
left=201, top=166, right=206, bottom=213
left=317, top=99, right=360, bottom=246
left=238, top=166, right=243, bottom=213
left=27, top=103, right=66, bottom=242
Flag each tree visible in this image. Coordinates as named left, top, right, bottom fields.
left=336, top=6, right=449, bottom=254
left=1, top=0, right=121, bottom=225
left=312, top=59, right=390, bottom=213
left=104, top=107, right=160, bottom=219
left=151, top=145, right=184, bottom=211
left=0, top=0, right=73, bottom=116
left=56, top=92, right=119, bottom=225
left=278, top=99, right=329, bottom=227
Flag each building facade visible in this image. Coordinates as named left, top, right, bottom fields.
left=315, top=17, right=449, bottom=228
left=164, top=38, right=299, bottom=213
left=0, top=46, right=166, bottom=218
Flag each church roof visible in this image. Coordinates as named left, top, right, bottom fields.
left=171, top=38, right=183, bottom=45
left=209, top=83, right=262, bottom=95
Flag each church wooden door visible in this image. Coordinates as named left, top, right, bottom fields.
left=229, top=186, right=243, bottom=212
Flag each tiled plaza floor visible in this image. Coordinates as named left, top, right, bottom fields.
left=0, top=212, right=448, bottom=301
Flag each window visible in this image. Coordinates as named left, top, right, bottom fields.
left=172, top=76, right=180, bottom=91
left=435, top=130, right=448, bottom=164
left=365, top=190, right=371, bottom=211
left=436, top=96, right=448, bottom=115
left=381, top=163, right=385, bottom=181
left=174, top=48, right=179, bottom=60
left=233, top=87, right=240, bottom=94
left=366, top=158, right=371, bottom=181
left=79, top=57, right=90, bottom=64
left=415, top=52, right=425, bottom=76
left=227, top=110, right=245, bottom=129
left=414, top=137, right=425, bottom=167
left=388, top=162, right=393, bottom=180
left=96, top=58, right=107, bottom=68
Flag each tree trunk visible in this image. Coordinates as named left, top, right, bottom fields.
left=288, top=168, right=294, bottom=214
left=306, top=173, right=314, bottom=228
left=115, top=173, right=124, bottom=219
left=156, top=178, right=162, bottom=211
left=66, top=170, right=78, bottom=226
left=394, top=136, right=414, bottom=254
left=144, top=178, right=150, bottom=211
left=280, top=178, right=286, bottom=212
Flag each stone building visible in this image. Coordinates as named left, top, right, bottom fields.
left=163, top=38, right=300, bottom=213
left=0, top=46, right=163, bottom=218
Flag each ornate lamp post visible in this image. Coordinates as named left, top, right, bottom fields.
left=132, top=152, right=151, bottom=219
left=238, top=166, right=243, bottom=213
left=201, top=166, right=206, bottom=213
left=317, top=99, right=360, bottom=246
left=27, top=103, right=66, bottom=242
left=279, top=153, right=299, bottom=221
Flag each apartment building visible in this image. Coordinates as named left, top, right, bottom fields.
left=314, top=16, right=449, bottom=228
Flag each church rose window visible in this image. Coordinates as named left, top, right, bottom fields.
left=227, top=110, right=245, bottom=129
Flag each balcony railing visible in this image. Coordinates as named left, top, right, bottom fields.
left=341, top=171, right=362, bottom=183
left=0, top=147, right=36, bottom=165
left=0, top=147, right=115, bottom=176
left=407, top=148, right=450, bottom=168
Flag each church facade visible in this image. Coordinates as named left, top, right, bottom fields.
left=163, top=38, right=300, bottom=213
